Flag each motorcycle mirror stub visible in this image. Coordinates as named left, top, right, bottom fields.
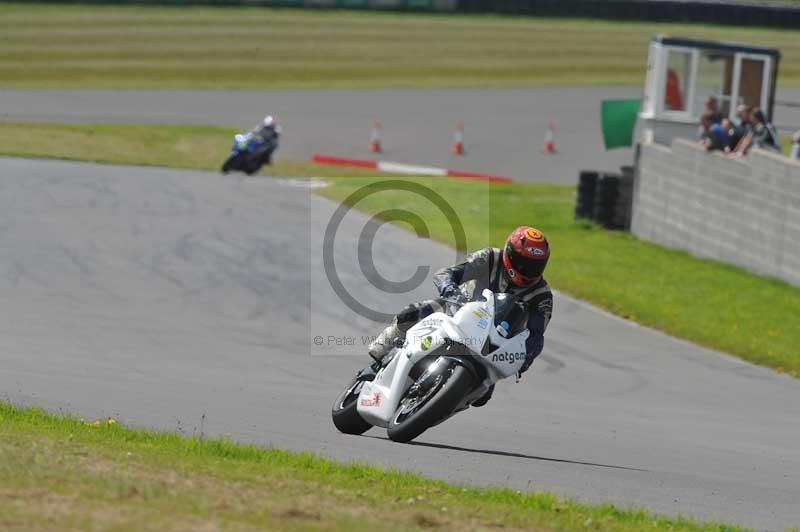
left=497, top=321, right=510, bottom=338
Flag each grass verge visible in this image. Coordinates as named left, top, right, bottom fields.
left=0, top=122, right=398, bottom=179
left=1, top=3, right=800, bottom=88
left=0, top=122, right=798, bottom=377
left=0, top=401, right=745, bottom=531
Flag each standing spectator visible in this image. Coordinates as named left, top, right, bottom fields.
left=735, top=104, right=752, bottom=133
left=705, top=96, right=724, bottom=123
left=791, top=130, right=800, bottom=161
left=735, top=108, right=780, bottom=155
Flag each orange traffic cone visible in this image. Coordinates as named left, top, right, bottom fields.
left=542, top=121, right=557, bottom=154
left=369, top=121, right=382, bottom=153
left=451, top=122, right=465, bottom=155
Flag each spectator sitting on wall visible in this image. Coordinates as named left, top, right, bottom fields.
left=721, top=118, right=742, bottom=152
left=735, top=107, right=781, bottom=155
left=729, top=104, right=753, bottom=151
left=791, top=130, right=800, bottom=161
left=697, top=100, right=723, bottom=140
left=699, top=111, right=728, bottom=151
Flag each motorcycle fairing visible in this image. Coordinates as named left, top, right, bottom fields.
left=231, top=133, right=267, bottom=154
left=356, top=290, right=529, bottom=427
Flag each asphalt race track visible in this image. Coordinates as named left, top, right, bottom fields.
left=1, top=157, right=798, bottom=529
left=4, top=88, right=800, bottom=185
left=4, top=88, right=800, bottom=186
left=5, top=88, right=800, bottom=184
left=0, top=87, right=641, bottom=184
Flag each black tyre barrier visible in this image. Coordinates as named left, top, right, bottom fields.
left=574, top=170, right=599, bottom=220
left=613, top=166, right=635, bottom=231
left=575, top=168, right=637, bottom=230
left=592, top=173, right=621, bottom=229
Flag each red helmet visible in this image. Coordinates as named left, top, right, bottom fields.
left=502, top=226, right=550, bottom=288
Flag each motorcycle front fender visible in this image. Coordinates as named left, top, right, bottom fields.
left=356, top=351, right=414, bottom=428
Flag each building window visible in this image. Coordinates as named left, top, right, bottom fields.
left=694, top=50, right=734, bottom=118
left=664, top=50, right=691, bottom=112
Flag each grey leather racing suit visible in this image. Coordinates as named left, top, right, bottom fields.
left=368, top=247, right=553, bottom=375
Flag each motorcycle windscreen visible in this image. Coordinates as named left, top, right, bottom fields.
left=493, top=293, right=528, bottom=337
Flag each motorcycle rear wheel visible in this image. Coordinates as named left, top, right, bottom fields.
left=243, top=159, right=263, bottom=175
left=331, top=375, right=373, bottom=435
left=387, top=364, right=473, bottom=443
left=221, top=154, right=242, bottom=174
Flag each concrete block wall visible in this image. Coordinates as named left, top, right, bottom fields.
left=631, top=138, right=800, bottom=287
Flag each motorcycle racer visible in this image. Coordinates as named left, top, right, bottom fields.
left=367, top=226, right=553, bottom=407
left=250, top=115, right=281, bottom=165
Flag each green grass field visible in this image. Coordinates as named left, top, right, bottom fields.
left=1, top=121, right=798, bottom=377
left=2, top=2, right=800, bottom=88
left=0, top=401, right=746, bottom=531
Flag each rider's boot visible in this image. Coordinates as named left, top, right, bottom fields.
left=367, top=323, right=402, bottom=362
left=471, top=384, right=495, bottom=407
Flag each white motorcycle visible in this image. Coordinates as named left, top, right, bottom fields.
left=332, top=289, right=530, bottom=443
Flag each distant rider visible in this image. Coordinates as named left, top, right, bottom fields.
left=250, top=115, right=282, bottom=165
left=367, top=226, right=553, bottom=407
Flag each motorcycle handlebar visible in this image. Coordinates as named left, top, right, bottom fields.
left=441, top=295, right=467, bottom=317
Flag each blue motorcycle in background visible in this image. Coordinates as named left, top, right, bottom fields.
left=221, top=130, right=279, bottom=176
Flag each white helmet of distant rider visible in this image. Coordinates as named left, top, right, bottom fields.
left=263, top=115, right=282, bottom=134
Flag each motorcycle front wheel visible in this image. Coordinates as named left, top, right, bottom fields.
left=387, top=363, right=473, bottom=443
left=331, top=375, right=373, bottom=435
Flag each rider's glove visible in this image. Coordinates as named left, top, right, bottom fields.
left=441, top=286, right=467, bottom=316
left=446, top=299, right=467, bottom=317
left=439, top=284, right=460, bottom=299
